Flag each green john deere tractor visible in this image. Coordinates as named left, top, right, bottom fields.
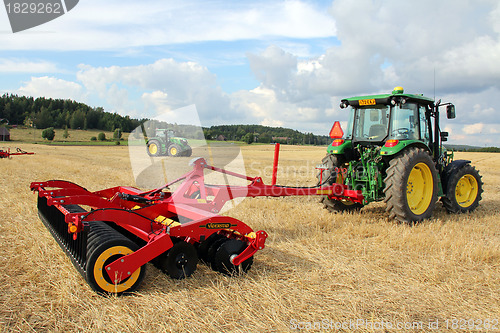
left=146, top=129, right=192, bottom=157
left=318, top=86, right=483, bottom=223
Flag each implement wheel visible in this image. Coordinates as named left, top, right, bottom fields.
left=442, top=164, right=483, bottom=213
left=317, top=154, right=363, bottom=212
left=85, top=222, right=145, bottom=295
left=384, top=147, right=438, bottom=223
left=214, top=239, right=253, bottom=276
left=147, top=140, right=161, bottom=157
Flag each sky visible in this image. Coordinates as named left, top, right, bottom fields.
left=1, top=0, right=499, bottom=147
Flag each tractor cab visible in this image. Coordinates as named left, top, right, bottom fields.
left=338, top=87, right=432, bottom=148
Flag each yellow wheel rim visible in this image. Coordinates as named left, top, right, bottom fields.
left=406, top=162, right=433, bottom=215
left=455, top=174, right=478, bottom=208
left=170, top=147, right=178, bottom=156
left=93, top=246, right=141, bottom=293
left=148, top=143, right=158, bottom=155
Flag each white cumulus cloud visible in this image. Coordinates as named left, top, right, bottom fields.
left=17, top=76, right=84, bottom=101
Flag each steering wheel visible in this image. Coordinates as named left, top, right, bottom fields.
left=391, top=128, right=409, bottom=138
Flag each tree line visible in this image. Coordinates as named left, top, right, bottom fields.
left=0, top=94, right=332, bottom=145
left=203, top=124, right=331, bottom=145
left=0, top=94, right=143, bottom=132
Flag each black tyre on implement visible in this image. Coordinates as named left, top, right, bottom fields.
left=442, top=164, right=483, bottom=214
left=383, top=147, right=438, bottom=223
left=318, top=154, right=363, bottom=212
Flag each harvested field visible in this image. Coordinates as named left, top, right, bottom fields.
left=0, top=144, right=499, bottom=332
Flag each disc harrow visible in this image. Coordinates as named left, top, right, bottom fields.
left=0, top=147, right=34, bottom=158
left=31, top=144, right=363, bottom=295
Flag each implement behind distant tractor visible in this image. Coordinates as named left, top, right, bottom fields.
left=317, top=86, right=483, bottom=223
left=0, top=147, right=34, bottom=158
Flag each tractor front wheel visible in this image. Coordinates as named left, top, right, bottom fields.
left=383, top=147, right=438, bottom=223
left=317, top=154, right=363, bottom=212
left=442, top=164, right=483, bottom=214
left=168, top=144, right=181, bottom=157
left=183, top=147, right=192, bottom=157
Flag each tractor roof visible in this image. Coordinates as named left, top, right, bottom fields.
left=341, top=87, right=434, bottom=108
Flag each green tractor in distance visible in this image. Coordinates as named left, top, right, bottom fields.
left=146, top=129, right=192, bottom=157
left=318, top=86, right=483, bottom=223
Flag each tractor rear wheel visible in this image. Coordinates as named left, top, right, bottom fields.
left=442, top=164, right=483, bottom=213
left=383, top=147, right=438, bottom=223
left=147, top=140, right=161, bottom=157
left=85, top=222, right=146, bottom=295
left=317, top=154, right=363, bottom=212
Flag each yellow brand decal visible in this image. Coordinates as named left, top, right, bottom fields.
left=316, top=190, right=332, bottom=195
left=202, top=223, right=233, bottom=229
left=359, top=99, right=376, bottom=106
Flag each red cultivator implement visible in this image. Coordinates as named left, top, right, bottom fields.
left=31, top=144, right=363, bottom=295
left=0, top=147, right=34, bottom=158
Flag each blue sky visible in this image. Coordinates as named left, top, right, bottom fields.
left=1, top=0, right=500, bottom=147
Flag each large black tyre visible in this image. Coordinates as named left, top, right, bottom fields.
left=317, top=154, right=363, bottom=212
left=168, top=144, right=181, bottom=157
left=383, top=147, right=438, bottom=223
left=85, top=222, right=146, bottom=295
left=442, top=164, right=483, bottom=214
left=147, top=140, right=161, bottom=157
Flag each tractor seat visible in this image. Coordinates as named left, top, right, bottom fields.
left=369, top=124, right=386, bottom=139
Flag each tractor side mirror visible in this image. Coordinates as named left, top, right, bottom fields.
left=446, top=105, right=456, bottom=119
left=440, top=131, right=449, bottom=142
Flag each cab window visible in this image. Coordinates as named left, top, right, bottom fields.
left=419, top=105, right=430, bottom=144
left=389, top=103, right=419, bottom=140
left=352, top=105, right=389, bottom=142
